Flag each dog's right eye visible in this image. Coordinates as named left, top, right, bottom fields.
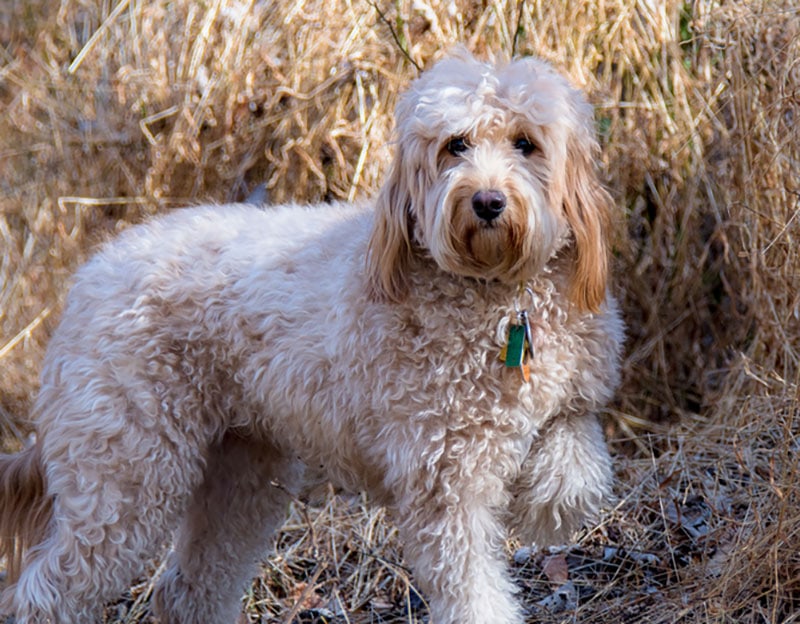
left=513, top=136, right=539, bottom=156
left=446, top=137, right=470, bottom=156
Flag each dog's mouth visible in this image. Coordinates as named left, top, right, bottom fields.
left=464, top=223, right=506, bottom=262
left=476, top=219, right=500, bottom=230
left=454, top=215, right=528, bottom=280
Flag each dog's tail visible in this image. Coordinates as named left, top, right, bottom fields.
left=0, top=442, right=51, bottom=582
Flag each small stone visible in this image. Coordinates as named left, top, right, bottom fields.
left=513, top=546, right=533, bottom=564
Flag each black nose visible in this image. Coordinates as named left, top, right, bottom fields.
left=472, top=190, right=506, bottom=222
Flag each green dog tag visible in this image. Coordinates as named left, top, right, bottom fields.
left=504, top=324, right=526, bottom=368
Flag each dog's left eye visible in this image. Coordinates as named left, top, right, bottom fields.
left=513, top=137, right=539, bottom=156
left=446, top=137, right=470, bottom=156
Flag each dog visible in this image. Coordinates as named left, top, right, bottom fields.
left=0, top=50, right=623, bottom=624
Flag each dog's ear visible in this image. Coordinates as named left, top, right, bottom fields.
left=366, top=145, right=414, bottom=302
left=561, top=131, right=613, bottom=314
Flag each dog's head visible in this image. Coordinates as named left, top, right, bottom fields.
left=367, top=50, right=612, bottom=312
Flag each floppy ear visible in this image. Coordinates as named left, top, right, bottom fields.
left=365, top=144, right=414, bottom=302
left=562, top=131, right=613, bottom=313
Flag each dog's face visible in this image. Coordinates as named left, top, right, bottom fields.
left=367, top=51, right=612, bottom=312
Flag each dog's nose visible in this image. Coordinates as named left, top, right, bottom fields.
left=472, top=190, right=506, bottom=222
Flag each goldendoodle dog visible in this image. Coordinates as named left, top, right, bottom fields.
left=0, top=50, right=623, bottom=624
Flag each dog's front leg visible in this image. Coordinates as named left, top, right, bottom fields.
left=389, top=455, right=523, bottom=624
left=508, top=412, right=613, bottom=546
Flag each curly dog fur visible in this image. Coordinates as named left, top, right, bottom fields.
left=0, top=50, right=623, bottom=624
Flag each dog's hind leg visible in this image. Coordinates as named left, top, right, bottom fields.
left=6, top=417, right=209, bottom=624
left=152, top=432, right=297, bottom=624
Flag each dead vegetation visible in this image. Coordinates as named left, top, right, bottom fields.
left=1, top=0, right=799, bottom=622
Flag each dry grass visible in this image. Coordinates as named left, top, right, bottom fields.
left=1, top=0, right=799, bottom=622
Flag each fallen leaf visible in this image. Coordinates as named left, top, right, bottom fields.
left=542, top=552, right=569, bottom=585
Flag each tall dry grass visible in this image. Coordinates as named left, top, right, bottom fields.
left=1, top=0, right=799, bottom=621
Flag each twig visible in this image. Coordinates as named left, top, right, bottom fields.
left=280, top=562, right=327, bottom=624
left=270, top=480, right=320, bottom=557
left=68, top=0, right=132, bottom=74
left=370, top=1, right=421, bottom=73
left=0, top=307, right=51, bottom=360
left=511, top=0, right=526, bottom=57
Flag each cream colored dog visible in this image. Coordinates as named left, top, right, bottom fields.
left=0, top=50, right=623, bottom=624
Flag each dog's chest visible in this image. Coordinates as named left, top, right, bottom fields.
left=243, top=273, right=620, bottom=497
left=372, top=288, right=599, bottom=428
